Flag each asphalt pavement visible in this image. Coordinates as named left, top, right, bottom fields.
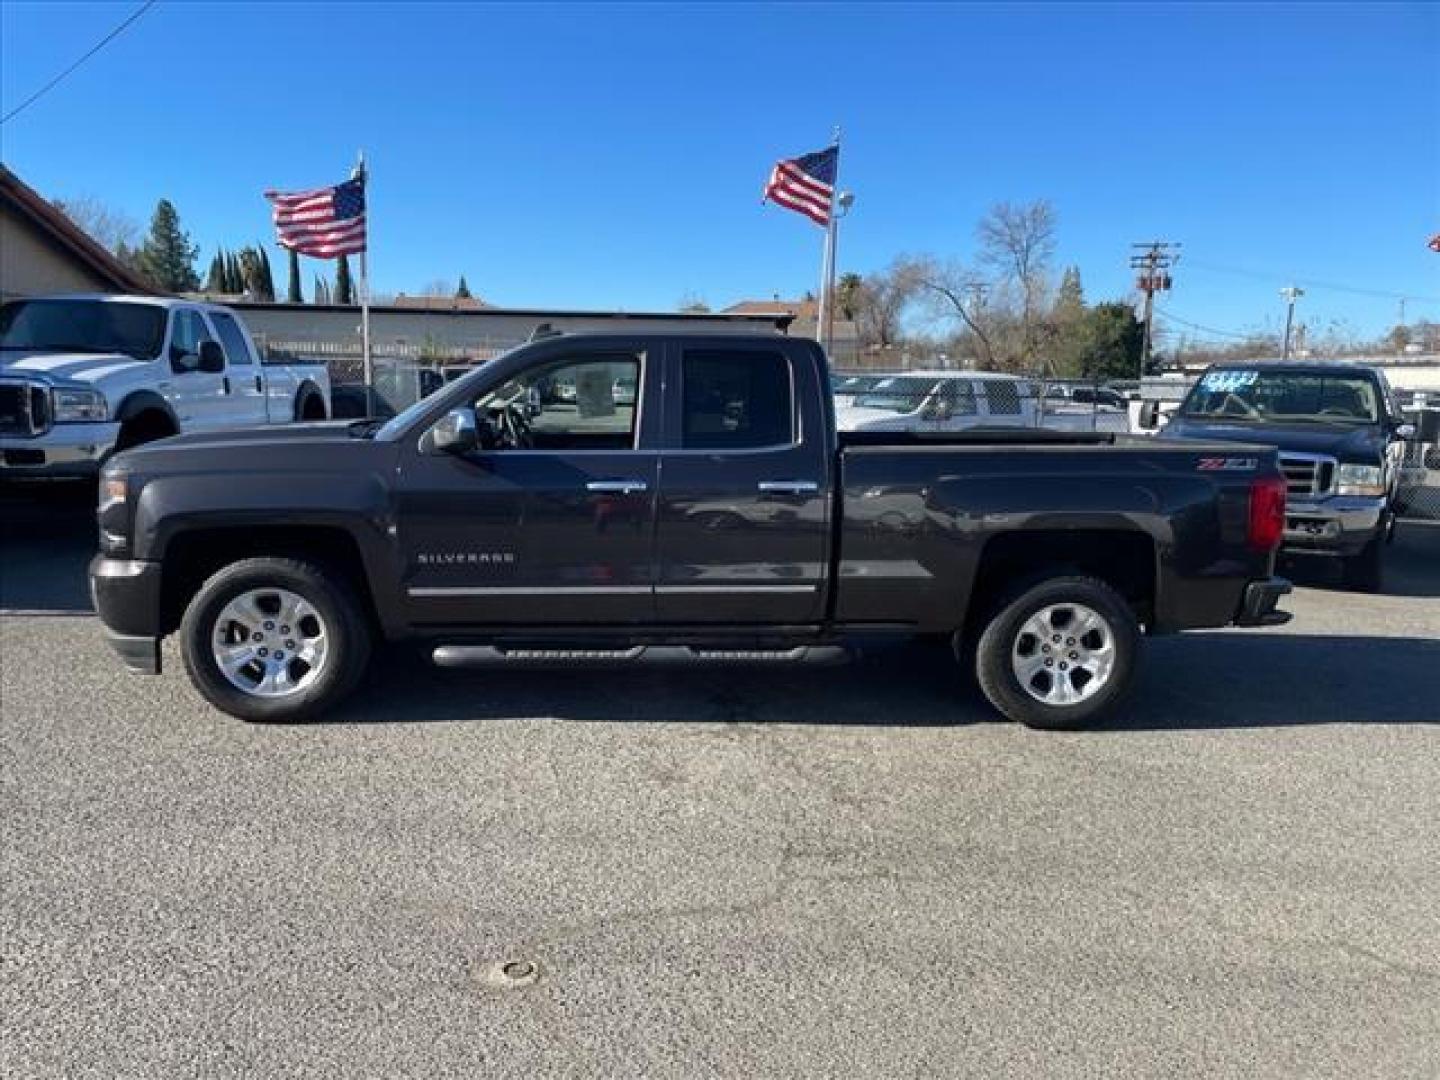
left=2, top=485, right=1437, bottom=1078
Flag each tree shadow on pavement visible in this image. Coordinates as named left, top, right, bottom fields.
left=320, top=632, right=1440, bottom=731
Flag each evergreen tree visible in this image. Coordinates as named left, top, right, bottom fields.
left=138, top=199, right=200, bottom=291
left=335, top=255, right=354, bottom=305
left=314, top=275, right=331, bottom=305
left=257, top=245, right=276, bottom=301
left=287, top=248, right=303, bottom=303
left=1054, top=266, right=1085, bottom=319
left=225, top=251, right=242, bottom=294
left=455, top=275, right=472, bottom=300
left=1076, top=302, right=1144, bottom=380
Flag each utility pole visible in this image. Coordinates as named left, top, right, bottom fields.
left=1280, top=285, right=1304, bottom=360
left=1130, top=241, right=1180, bottom=376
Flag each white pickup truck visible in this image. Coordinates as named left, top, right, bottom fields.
left=0, top=294, right=329, bottom=478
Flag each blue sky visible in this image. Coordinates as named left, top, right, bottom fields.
left=2, top=1, right=1437, bottom=341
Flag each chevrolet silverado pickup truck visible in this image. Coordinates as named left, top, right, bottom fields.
left=90, top=332, right=1291, bottom=729
left=1, top=294, right=330, bottom=479
left=1152, top=361, right=1416, bottom=590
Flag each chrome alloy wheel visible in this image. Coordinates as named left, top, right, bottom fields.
left=211, top=587, right=329, bottom=699
left=1010, top=602, right=1116, bottom=707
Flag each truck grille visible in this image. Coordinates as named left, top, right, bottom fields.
left=0, top=382, right=50, bottom=437
left=1278, top=453, right=1336, bottom=498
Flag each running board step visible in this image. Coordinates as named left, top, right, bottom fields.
left=431, top=644, right=850, bottom=668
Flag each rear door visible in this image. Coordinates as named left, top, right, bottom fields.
left=652, top=341, right=831, bottom=624
left=205, top=310, right=269, bottom=426
left=396, top=346, right=661, bottom=626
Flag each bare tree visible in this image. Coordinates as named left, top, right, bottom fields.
left=844, top=260, right=917, bottom=350
left=677, top=293, right=711, bottom=313
left=977, top=200, right=1056, bottom=368
left=416, top=278, right=454, bottom=297
left=50, top=194, right=139, bottom=254
left=895, top=255, right=998, bottom=370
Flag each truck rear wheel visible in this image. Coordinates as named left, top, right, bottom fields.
left=179, top=557, right=371, bottom=722
left=974, top=576, right=1140, bottom=730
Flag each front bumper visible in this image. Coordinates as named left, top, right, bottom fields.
left=0, top=421, right=119, bottom=478
left=1282, top=496, right=1386, bottom=556
left=1233, top=576, right=1293, bottom=627
left=89, top=555, right=163, bottom=674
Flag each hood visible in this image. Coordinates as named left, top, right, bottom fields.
left=0, top=350, right=152, bottom=385
left=1160, top=416, right=1384, bottom=462
left=835, top=405, right=920, bottom=431
left=137, top=421, right=356, bottom=453
left=110, top=421, right=386, bottom=475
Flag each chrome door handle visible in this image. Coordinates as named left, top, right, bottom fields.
left=586, top=479, right=648, bottom=494
left=758, top=480, right=819, bottom=494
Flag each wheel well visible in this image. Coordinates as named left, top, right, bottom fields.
left=115, top=407, right=177, bottom=450
left=964, top=529, right=1157, bottom=635
left=296, top=385, right=328, bottom=421
left=159, top=525, right=377, bottom=635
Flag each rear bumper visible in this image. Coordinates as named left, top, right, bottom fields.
left=89, top=555, right=163, bottom=674
left=1233, top=576, right=1293, bottom=627
left=0, top=422, right=119, bottom=478
left=1283, top=497, right=1385, bottom=556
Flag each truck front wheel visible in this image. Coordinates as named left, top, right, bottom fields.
left=178, top=557, right=372, bottom=722
left=974, top=576, right=1140, bottom=730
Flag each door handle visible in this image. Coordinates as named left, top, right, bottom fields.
left=758, top=480, right=819, bottom=494
left=222, top=377, right=231, bottom=394
left=254, top=375, right=263, bottom=393
left=586, top=479, right=648, bottom=494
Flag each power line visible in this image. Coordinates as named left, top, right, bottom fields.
left=1184, top=258, right=1440, bottom=304
left=0, top=1, right=157, bottom=127
left=1155, top=308, right=1257, bottom=340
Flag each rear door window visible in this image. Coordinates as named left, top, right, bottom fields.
left=681, top=349, right=793, bottom=449
left=208, top=311, right=253, bottom=365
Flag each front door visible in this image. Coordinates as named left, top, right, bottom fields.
left=206, top=310, right=269, bottom=426
left=396, top=349, right=660, bottom=627
left=163, top=308, right=229, bottom=430
left=653, top=342, right=831, bottom=624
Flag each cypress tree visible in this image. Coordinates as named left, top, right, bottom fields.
left=287, top=248, right=303, bottom=303
left=204, top=251, right=225, bottom=293
left=335, top=255, right=354, bottom=305
left=455, top=275, right=472, bottom=300
left=257, top=245, right=276, bottom=301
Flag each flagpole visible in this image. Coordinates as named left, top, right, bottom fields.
left=815, top=127, right=841, bottom=354
left=354, top=151, right=373, bottom=418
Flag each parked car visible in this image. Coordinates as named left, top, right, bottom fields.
left=1041, top=383, right=1133, bottom=433
left=613, top=374, right=638, bottom=406
left=0, top=294, right=330, bottom=479
left=835, top=372, right=1040, bottom=431
left=830, top=372, right=888, bottom=407
left=91, top=332, right=1291, bottom=730
left=1153, top=361, right=1417, bottom=589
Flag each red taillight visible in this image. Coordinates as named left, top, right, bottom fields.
left=1248, top=474, right=1287, bottom=552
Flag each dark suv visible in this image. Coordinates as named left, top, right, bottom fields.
left=1156, top=361, right=1416, bottom=589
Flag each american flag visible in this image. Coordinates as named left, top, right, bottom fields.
left=264, top=178, right=367, bottom=258
left=763, top=145, right=838, bottom=227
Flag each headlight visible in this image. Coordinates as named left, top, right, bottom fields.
left=51, top=387, right=108, bottom=422
left=1335, top=464, right=1384, bottom=498
left=99, top=473, right=128, bottom=512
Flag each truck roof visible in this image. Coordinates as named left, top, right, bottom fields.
left=8, top=293, right=237, bottom=315
left=1205, top=359, right=1381, bottom=376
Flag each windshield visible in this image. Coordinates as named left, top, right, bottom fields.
left=852, top=377, right=940, bottom=413
left=0, top=299, right=167, bottom=359
left=1182, top=369, right=1381, bottom=424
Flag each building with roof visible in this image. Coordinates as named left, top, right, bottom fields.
left=722, top=296, right=860, bottom=362
left=0, top=164, right=154, bottom=301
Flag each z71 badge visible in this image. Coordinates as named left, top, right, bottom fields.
left=1196, top=457, right=1259, bottom=471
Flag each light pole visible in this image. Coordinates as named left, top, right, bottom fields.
left=1280, top=286, right=1304, bottom=360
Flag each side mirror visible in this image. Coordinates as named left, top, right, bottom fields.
left=171, top=349, right=199, bottom=374
left=1138, top=401, right=1161, bottom=430
left=923, top=397, right=954, bottom=422
left=431, top=408, right=478, bottom=454
left=198, top=340, right=226, bottom=374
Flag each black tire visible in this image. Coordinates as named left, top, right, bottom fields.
left=179, top=557, right=371, bottom=722
left=1341, top=534, right=1384, bottom=592
left=974, top=575, right=1140, bottom=730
